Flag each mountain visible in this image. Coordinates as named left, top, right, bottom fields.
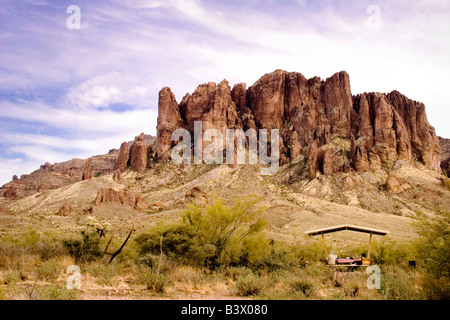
left=0, top=135, right=156, bottom=199
left=153, top=70, right=441, bottom=175
left=1, top=70, right=449, bottom=244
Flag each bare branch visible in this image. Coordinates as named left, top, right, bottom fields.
left=108, top=224, right=134, bottom=264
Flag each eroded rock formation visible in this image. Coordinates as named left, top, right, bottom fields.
left=440, top=137, right=450, bottom=176
left=145, top=69, right=441, bottom=178
left=82, top=159, right=92, bottom=181
left=57, top=202, right=72, bottom=216
left=115, top=142, right=129, bottom=173
left=93, top=187, right=146, bottom=209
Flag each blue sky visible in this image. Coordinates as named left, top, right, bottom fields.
left=1, top=0, right=449, bottom=185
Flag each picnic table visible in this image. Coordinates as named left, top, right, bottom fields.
left=305, top=224, right=389, bottom=270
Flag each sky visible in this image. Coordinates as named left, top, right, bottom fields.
left=1, top=0, right=449, bottom=185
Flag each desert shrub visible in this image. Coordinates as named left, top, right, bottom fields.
left=138, top=267, right=170, bottom=293
left=168, top=265, right=205, bottom=288
left=135, top=196, right=268, bottom=269
left=379, top=266, right=419, bottom=300
left=338, top=273, right=366, bottom=298
left=36, top=260, right=63, bottom=281
left=293, top=240, right=330, bottom=264
left=414, top=210, right=450, bottom=299
left=136, top=252, right=176, bottom=276
left=420, top=275, right=450, bottom=300
left=235, top=273, right=266, bottom=296
left=135, top=224, right=198, bottom=261
left=35, top=284, right=79, bottom=300
left=370, top=238, right=411, bottom=266
left=63, top=230, right=102, bottom=263
left=86, top=261, right=123, bottom=286
left=241, top=239, right=311, bottom=271
left=62, top=216, right=111, bottom=263
left=136, top=253, right=161, bottom=269
left=415, top=210, right=450, bottom=279
left=0, top=230, right=67, bottom=267
left=290, top=276, right=317, bottom=297
left=217, top=266, right=253, bottom=280
left=2, top=270, right=20, bottom=285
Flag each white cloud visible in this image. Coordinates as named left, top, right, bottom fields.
left=0, top=101, right=158, bottom=136
left=0, top=158, right=40, bottom=186
left=66, top=72, right=152, bottom=110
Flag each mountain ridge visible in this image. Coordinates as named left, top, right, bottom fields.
left=1, top=69, right=448, bottom=200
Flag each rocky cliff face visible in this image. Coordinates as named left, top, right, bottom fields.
left=440, top=137, right=450, bottom=176
left=152, top=69, right=442, bottom=177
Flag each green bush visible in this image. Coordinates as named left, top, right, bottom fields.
left=136, top=253, right=162, bottom=269
left=380, top=266, right=419, bottom=300
left=218, top=266, right=253, bottom=280
left=36, top=260, right=63, bottom=281
left=138, top=267, right=170, bottom=293
left=420, top=275, right=450, bottom=300
left=414, top=210, right=450, bottom=299
left=415, top=210, right=450, bottom=279
left=370, top=238, right=411, bottom=266
left=62, top=216, right=111, bottom=263
left=290, top=277, right=316, bottom=297
left=135, top=196, right=269, bottom=269
left=0, top=230, right=67, bottom=266
left=35, top=284, right=79, bottom=300
left=235, top=273, right=266, bottom=296
left=63, top=230, right=102, bottom=263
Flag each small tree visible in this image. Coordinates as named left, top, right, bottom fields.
left=415, top=209, right=450, bottom=299
left=415, top=210, right=450, bottom=279
left=135, top=195, right=268, bottom=269
left=63, top=217, right=111, bottom=263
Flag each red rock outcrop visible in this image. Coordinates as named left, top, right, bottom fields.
left=94, top=187, right=146, bottom=209
left=128, top=133, right=149, bottom=172
left=181, top=80, right=241, bottom=152
left=82, top=159, right=92, bottom=180
left=231, top=83, right=255, bottom=131
left=3, top=186, right=18, bottom=199
left=307, top=140, right=319, bottom=179
left=112, top=169, right=122, bottom=183
left=115, top=142, right=129, bottom=172
left=439, top=137, right=450, bottom=176
left=146, top=69, right=441, bottom=178
left=57, top=202, right=72, bottom=216
left=155, top=87, right=184, bottom=159
left=351, top=91, right=441, bottom=173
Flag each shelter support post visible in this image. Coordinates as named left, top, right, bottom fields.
left=367, top=231, right=373, bottom=260
left=321, top=231, right=326, bottom=254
